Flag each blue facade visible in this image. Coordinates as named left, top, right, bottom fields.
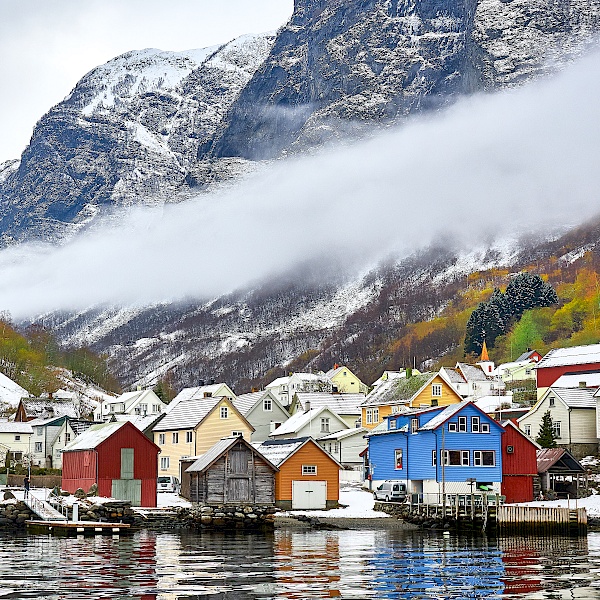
left=368, top=402, right=504, bottom=485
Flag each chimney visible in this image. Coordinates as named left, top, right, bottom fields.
left=199, top=380, right=205, bottom=386
left=251, top=387, right=259, bottom=393
left=579, top=381, right=587, bottom=388
left=48, top=391, right=53, bottom=400
left=204, top=392, right=212, bottom=398
left=209, top=378, right=215, bottom=385
left=333, top=363, right=339, bottom=370
left=304, top=400, right=311, bottom=413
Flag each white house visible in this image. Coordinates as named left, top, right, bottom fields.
left=0, top=422, right=33, bottom=466
left=266, top=373, right=332, bottom=408
left=318, top=427, right=368, bottom=471
left=290, top=392, right=364, bottom=428
left=270, top=406, right=349, bottom=440
left=95, top=389, right=167, bottom=422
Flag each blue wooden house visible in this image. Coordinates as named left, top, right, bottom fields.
left=366, top=400, right=505, bottom=502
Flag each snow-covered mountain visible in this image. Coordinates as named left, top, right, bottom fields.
left=0, top=33, right=275, bottom=244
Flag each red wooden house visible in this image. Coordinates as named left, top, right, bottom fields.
left=536, top=344, right=600, bottom=389
left=62, top=421, right=160, bottom=507
left=501, top=420, right=540, bottom=503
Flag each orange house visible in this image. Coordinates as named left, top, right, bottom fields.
left=255, top=437, right=342, bottom=509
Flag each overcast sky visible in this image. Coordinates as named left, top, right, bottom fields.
left=0, top=0, right=294, bottom=163
left=0, top=49, right=599, bottom=318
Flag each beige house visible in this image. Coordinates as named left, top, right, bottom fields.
left=518, top=386, right=598, bottom=459
left=0, top=422, right=33, bottom=466
left=325, top=365, right=368, bottom=395
left=152, top=395, right=254, bottom=478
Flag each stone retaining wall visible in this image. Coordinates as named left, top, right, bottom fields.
left=0, top=499, right=36, bottom=529
left=181, top=504, right=278, bottom=530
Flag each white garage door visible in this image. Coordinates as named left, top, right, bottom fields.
left=292, top=480, right=327, bottom=509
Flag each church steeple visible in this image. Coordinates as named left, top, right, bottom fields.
left=478, top=340, right=494, bottom=375
left=481, top=340, right=490, bottom=362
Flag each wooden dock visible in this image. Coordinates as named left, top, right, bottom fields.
left=26, top=520, right=131, bottom=536
left=496, top=506, right=587, bottom=536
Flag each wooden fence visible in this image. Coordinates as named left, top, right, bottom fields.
left=497, top=505, right=587, bottom=536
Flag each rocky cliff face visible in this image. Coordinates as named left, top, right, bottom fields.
left=0, top=34, right=275, bottom=244
left=211, top=0, right=600, bottom=159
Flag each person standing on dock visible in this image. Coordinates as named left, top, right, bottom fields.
left=23, top=476, right=30, bottom=499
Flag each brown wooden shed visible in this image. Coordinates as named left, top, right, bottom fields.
left=185, top=436, right=279, bottom=504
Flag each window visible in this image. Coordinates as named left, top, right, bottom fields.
left=37, top=427, right=43, bottom=436
left=220, top=406, right=229, bottom=419
left=431, top=399, right=438, bottom=407
left=458, top=417, right=467, bottom=432
left=472, top=416, right=480, bottom=433
left=432, top=450, right=437, bottom=466
left=366, top=408, right=379, bottom=424
left=481, top=423, right=490, bottom=434
left=153, top=404, right=162, bottom=413
left=263, top=398, right=272, bottom=411
left=448, top=422, right=457, bottom=432
left=549, top=397, right=555, bottom=407
left=302, top=465, right=317, bottom=475
left=321, top=418, right=330, bottom=433
left=432, top=384, right=442, bottom=397
left=232, top=431, right=243, bottom=437
left=172, top=432, right=179, bottom=444
left=160, top=457, right=170, bottom=470
left=35, top=442, right=42, bottom=453
left=14, top=435, right=20, bottom=441
left=474, top=451, right=495, bottom=466
left=395, top=449, right=403, bottom=469
left=158, top=433, right=165, bottom=445
left=139, top=403, right=148, bottom=415
left=389, top=419, right=397, bottom=430
left=442, top=450, right=470, bottom=466
left=552, top=421, right=562, bottom=439
left=524, top=425, right=531, bottom=436
left=411, top=418, right=419, bottom=434
left=334, top=442, right=339, bottom=453
left=186, top=431, right=193, bottom=444
left=65, top=433, right=71, bottom=443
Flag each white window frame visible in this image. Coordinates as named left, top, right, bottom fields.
left=448, top=422, right=457, bottom=433
left=186, top=431, right=193, bottom=444
left=432, top=450, right=437, bottom=466
left=395, top=449, right=403, bottom=470
left=458, top=416, right=467, bottom=432
left=263, top=398, right=273, bottom=412
left=172, top=432, right=179, bottom=444
left=160, top=457, right=170, bottom=470
left=220, top=406, right=229, bottom=419
left=158, top=433, right=165, bottom=445
left=35, top=442, right=43, bottom=453
left=432, top=384, right=442, bottom=397
left=321, top=417, right=330, bottom=433
left=523, top=425, right=531, bottom=437
left=411, top=418, right=419, bottom=434
left=471, top=416, right=480, bottom=433
left=302, top=465, right=317, bottom=475
left=474, top=450, right=495, bottom=467
left=389, top=419, right=397, bottom=430
left=552, top=421, right=562, bottom=439
left=481, top=422, right=490, bottom=434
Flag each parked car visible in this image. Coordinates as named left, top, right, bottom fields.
left=157, top=475, right=180, bottom=494
left=373, top=481, right=407, bottom=502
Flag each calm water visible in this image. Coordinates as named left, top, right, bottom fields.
left=1, top=529, right=599, bottom=599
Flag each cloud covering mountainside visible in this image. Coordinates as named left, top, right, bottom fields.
left=0, top=50, right=599, bottom=318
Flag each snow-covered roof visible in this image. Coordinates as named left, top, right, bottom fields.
left=111, top=413, right=164, bottom=432
left=186, top=436, right=278, bottom=473
left=537, top=344, right=600, bottom=369
left=441, top=368, right=467, bottom=384
left=515, top=350, right=541, bottom=362
left=20, top=399, right=84, bottom=420
left=419, top=400, right=473, bottom=431
left=474, top=396, right=514, bottom=413
left=295, top=392, right=364, bottom=415
left=362, top=373, right=433, bottom=407
left=152, top=395, right=225, bottom=431
left=552, top=371, right=600, bottom=388
left=370, top=371, right=411, bottom=387
left=232, top=391, right=264, bottom=415
left=550, top=387, right=597, bottom=409
left=0, top=422, right=33, bottom=434
left=456, top=363, right=490, bottom=382
left=271, top=407, right=347, bottom=437
left=318, top=427, right=368, bottom=441
left=62, top=421, right=126, bottom=451
left=253, top=438, right=307, bottom=466
left=167, top=383, right=235, bottom=412
left=0, top=371, right=30, bottom=407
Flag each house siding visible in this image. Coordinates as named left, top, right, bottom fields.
left=410, top=374, right=462, bottom=409
left=246, top=402, right=289, bottom=443
left=501, top=425, right=537, bottom=503
left=276, top=442, right=340, bottom=504
left=537, top=362, right=600, bottom=390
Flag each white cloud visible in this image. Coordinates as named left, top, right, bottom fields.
left=0, top=50, right=599, bottom=318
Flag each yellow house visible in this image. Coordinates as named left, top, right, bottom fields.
left=326, top=365, right=368, bottom=395
left=152, top=395, right=254, bottom=478
left=360, top=371, right=463, bottom=430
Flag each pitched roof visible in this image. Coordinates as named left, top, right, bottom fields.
left=361, top=372, right=433, bottom=407
left=318, top=427, right=368, bottom=441
left=20, top=399, right=83, bottom=419
left=62, top=421, right=127, bottom=451
left=537, top=344, right=600, bottom=369
left=419, top=400, right=473, bottom=431
left=0, top=422, right=33, bottom=434
left=167, top=383, right=235, bottom=412
left=552, top=371, right=600, bottom=388
left=186, top=436, right=279, bottom=473
left=550, top=387, right=596, bottom=409
left=270, top=406, right=347, bottom=436
left=515, top=350, right=540, bottom=362
left=537, top=448, right=585, bottom=474
left=153, top=395, right=246, bottom=432
left=456, top=363, right=490, bottom=382
left=232, top=391, right=264, bottom=415
left=254, top=437, right=343, bottom=468
left=294, top=392, right=364, bottom=415
left=441, top=368, right=467, bottom=384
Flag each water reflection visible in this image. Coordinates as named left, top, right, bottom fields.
left=0, top=530, right=599, bottom=599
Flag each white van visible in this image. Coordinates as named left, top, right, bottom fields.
left=157, top=475, right=180, bottom=494
left=373, top=481, right=407, bottom=502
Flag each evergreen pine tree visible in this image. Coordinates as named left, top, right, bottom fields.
left=536, top=410, right=558, bottom=448
left=505, top=273, right=559, bottom=319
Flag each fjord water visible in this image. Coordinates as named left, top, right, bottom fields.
left=1, top=530, right=599, bottom=599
